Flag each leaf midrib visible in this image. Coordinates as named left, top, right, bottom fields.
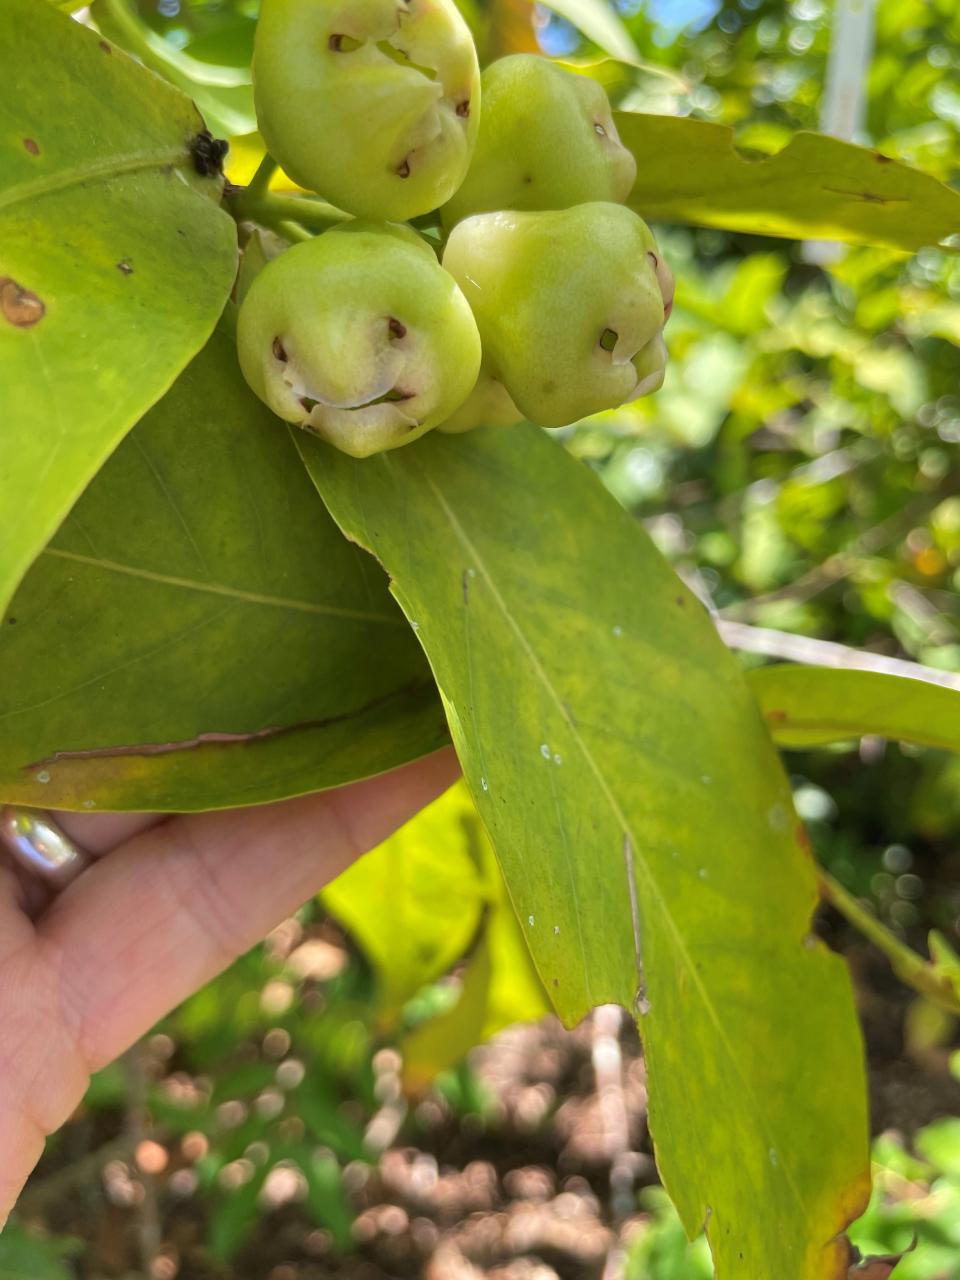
left=0, top=146, right=190, bottom=214
left=414, top=462, right=811, bottom=1224
left=42, top=547, right=404, bottom=626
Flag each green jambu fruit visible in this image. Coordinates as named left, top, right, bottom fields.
left=237, top=225, right=482, bottom=457
left=441, top=54, right=635, bottom=229
left=437, top=370, right=522, bottom=434
left=254, top=0, right=481, bottom=221
left=442, top=203, right=673, bottom=429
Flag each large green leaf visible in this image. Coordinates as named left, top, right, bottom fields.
left=0, top=322, right=445, bottom=811
left=322, top=782, right=488, bottom=1026
left=323, top=780, right=547, bottom=1075
left=301, top=425, right=870, bottom=1280
left=749, top=664, right=960, bottom=752
left=398, top=786, right=549, bottom=1090
left=0, top=0, right=237, bottom=615
left=617, top=113, right=960, bottom=253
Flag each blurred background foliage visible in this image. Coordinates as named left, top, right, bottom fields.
left=14, top=0, right=960, bottom=1274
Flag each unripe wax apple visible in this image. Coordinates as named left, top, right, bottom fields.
left=254, top=0, right=480, bottom=221
left=237, top=224, right=482, bottom=457
left=441, top=54, right=636, bottom=229
left=442, top=203, right=672, bottom=429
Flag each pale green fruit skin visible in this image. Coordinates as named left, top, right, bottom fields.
left=254, top=0, right=481, bottom=221
left=237, top=225, right=482, bottom=458
left=441, top=54, right=636, bottom=229
left=442, top=203, right=669, bottom=428
left=437, top=369, right=523, bottom=433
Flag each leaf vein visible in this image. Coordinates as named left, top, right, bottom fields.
left=41, top=548, right=404, bottom=625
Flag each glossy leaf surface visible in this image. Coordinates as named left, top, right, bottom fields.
left=0, top=325, right=445, bottom=811
left=300, top=424, right=870, bottom=1279
left=0, top=0, right=237, bottom=614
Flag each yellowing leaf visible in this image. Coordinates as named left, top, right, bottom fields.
left=618, top=113, right=960, bottom=253
left=749, top=664, right=960, bottom=752
left=300, top=424, right=871, bottom=1280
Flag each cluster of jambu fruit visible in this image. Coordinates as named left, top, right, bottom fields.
left=238, top=0, right=673, bottom=458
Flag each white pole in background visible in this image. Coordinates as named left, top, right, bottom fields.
left=803, top=0, right=877, bottom=265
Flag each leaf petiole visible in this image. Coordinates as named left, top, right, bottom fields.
left=818, top=868, right=960, bottom=1016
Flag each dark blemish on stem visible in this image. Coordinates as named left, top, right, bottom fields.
left=0, top=278, right=45, bottom=328
left=99, top=39, right=111, bottom=53
left=462, top=570, right=470, bottom=605
left=594, top=122, right=606, bottom=137
left=387, top=317, right=407, bottom=339
left=23, top=138, right=39, bottom=156
left=456, top=100, right=470, bottom=118
left=272, top=337, right=288, bottom=362
left=875, top=152, right=892, bottom=164
left=396, top=158, right=411, bottom=178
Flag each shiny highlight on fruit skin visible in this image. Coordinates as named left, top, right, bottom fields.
left=441, top=54, right=636, bottom=230
left=442, top=203, right=673, bottom=429
left=237, top=224, right=482, bottom=458
left=253, top=0, right=481, bottom=222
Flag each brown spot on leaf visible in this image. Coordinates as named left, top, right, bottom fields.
left=0, top=277, right=45, bottom=328
left=396, top=157, right=411, bottom=178
left=99, top=39, right=111, bottom=52
left=387, top=317, right=406, bottom=339
left=117, top=260, right=134, bottom=276
left=795, top=823, right=813, bottom=855
left=766, top=708, right=788, bottom=722
left=23, top=138, right=39, bottom=156
left=874, top=152, right=892, bottom=164
left=456, top=99, right=470, bottom=118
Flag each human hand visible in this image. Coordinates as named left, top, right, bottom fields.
left=0, top=747, right=459, bottom=1226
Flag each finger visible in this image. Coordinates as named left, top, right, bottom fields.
left=53, top=810, right=164, bottom=856
left=2, top=811, right=163, bottom=923
left=41, top=748, right=460, bottom=1073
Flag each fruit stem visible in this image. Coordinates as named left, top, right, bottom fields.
left=225, top=187, right=350, bottom=237
left=247, top=153, right=278, bottom=197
